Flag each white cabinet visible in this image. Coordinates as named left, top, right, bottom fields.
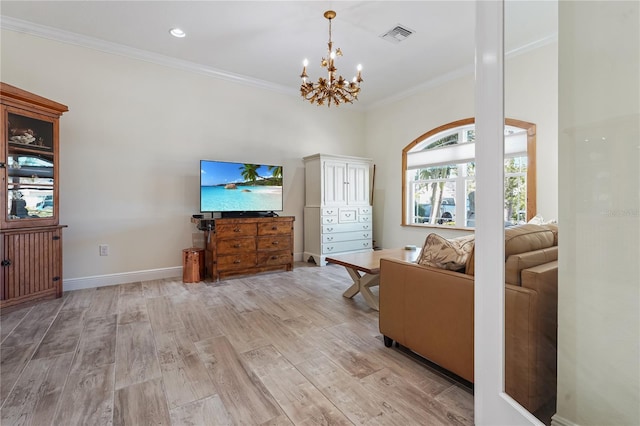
left=303, top=154, right=373, bottom=266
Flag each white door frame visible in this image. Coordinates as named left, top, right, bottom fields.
left=473, top=1, right=543, bottom=424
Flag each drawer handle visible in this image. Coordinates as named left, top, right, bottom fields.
left=363, top=225, right=369, bottom=229
left=327, top=218, right=334, bottom=223
left=234, top=227, right=241, bottom=232
left=271, top=226, right=278, bottom=230
left=272, top=241, right=279, bottom=246
left=233, top=244, right=241, bottom=248
left=363, top=242, right=370, bottom=247
left=327, top=227, right=334, bottom=232
left=345, top=213, right=351, bottom=217
left=327, top=237, right=333, bottom=241
left=1, top=259, right=11, bottom=267
left=233, top=259, right=241, bottom=264
left=327, top=247, right=334, bottom=251
left=327, top=210, right=333, bottom=214
left=271, top=255, right=278, bottom=260
left=363, top=234, right=369, bottom=238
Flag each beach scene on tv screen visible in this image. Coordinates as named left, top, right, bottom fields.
left=201, top=162, right=283, bottom=211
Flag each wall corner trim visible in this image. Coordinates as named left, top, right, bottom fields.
left=63, top=267, right=182, bottom=291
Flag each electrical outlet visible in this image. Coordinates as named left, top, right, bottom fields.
left=99, top=244, right=109, bottom=256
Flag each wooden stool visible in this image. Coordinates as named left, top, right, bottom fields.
left=182, top=248, right=205, bottom=283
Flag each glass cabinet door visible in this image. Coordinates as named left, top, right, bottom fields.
left=4, top=109, right=57, bottom=226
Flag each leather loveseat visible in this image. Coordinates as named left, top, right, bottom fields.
left=379, top=224, right=558, bottom=413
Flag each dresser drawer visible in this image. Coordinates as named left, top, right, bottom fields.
left=322, top=216, right=339, bottom=225
left=217, top=237, right=256, bottom=253
left=258, top=222, right=292, bottom=236
left=321, top=207, right=338, bottom=216
left=322, top=239, right=372, bottom=254
left=338, top=208, right=358, bottom=223
left=216, top=223, right=257, bottom=238
left=322, top=230, right=372, bottom=243
left=322, top=222, right=372, bottom=234
left=257, top=235, right=291, bottom=251
left=257, top=250, right=292, bottom=266
left=216, top=253, right=257, bottom=271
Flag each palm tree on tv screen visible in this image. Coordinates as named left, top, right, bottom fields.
left=268, top=165, right=283, bottom=185
left=240, top=164, right=259, bottom=184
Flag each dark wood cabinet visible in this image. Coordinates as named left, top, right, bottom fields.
left=205, top=216, right=294, bottom=281
left=1, top=83, right=68, bottom=310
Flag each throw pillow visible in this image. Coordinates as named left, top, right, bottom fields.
left=417, top=233, right=475, bottom=271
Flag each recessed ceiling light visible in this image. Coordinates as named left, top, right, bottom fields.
left=169, top=28, right=186, bottom=38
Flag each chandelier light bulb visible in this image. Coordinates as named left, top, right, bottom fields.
left=303, top=58, right=309, bottom=67
left=330, top=51, right=336, bottom=59
left=357, top=64, right=363, bottom=71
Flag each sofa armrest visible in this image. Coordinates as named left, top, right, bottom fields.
left=505, top=272, right=557, bottom=414
left=505, top=246, right=558, bottom=286
left=505, top=283, right=539, bottom=411
left=379, top=258, right=474, bottom=382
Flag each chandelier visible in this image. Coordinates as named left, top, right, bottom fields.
left=300, top=10, right=363, bottom=107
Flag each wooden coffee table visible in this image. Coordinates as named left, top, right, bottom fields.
left=326, top=248, right=421, bottom=311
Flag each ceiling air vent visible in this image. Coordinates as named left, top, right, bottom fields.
left=380, top=25, right=414, bottom=44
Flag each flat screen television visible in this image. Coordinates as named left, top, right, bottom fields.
left=200, top=160, right=283, bottom=216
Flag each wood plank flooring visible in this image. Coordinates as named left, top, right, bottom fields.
left=0, top=262, right=474, bottom=425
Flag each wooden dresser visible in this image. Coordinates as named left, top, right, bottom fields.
left=205, top=216, right=294, bottom=281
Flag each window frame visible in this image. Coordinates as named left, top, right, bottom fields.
left=401, top=117, right=537, bottom=228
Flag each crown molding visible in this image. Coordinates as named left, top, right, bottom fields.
left=366, top=32, right=558, bottom=111
left=0, top=15, right=298, bottom=98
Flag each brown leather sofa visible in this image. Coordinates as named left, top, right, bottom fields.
left=379, top=224, right=558, bottom=413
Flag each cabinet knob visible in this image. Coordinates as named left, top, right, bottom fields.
left=271, top=256, right=278, bottom=260
left=272, top=241, right=279, bottom=246
left=1, top=259, right=11, bottom=267
left=271, top=226, right=277, bottom=230
left=233, top=244, right=241, bottom=248
left=234, top=227, right=241, bottom=232
left=233, top=259, right=241, bottom=264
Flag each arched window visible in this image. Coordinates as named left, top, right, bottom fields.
left=402, top=118, right=536, bottom=228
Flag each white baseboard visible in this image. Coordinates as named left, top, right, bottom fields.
left=63, top=253, right=306, bottom=292
left=63, top=267, right=182, bottom=291
left=551, top=414, right=577, bottom=426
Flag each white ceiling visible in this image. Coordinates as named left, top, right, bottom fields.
left=0, top=1, right=557, bottom=108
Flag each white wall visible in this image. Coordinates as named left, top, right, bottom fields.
left=556, top=1, right=639, bottom=425
left=1, top=28, right=558, bottom=287
left=364, top=41, right=558, bottom=249
left=1, top=29, right=365, bottom=286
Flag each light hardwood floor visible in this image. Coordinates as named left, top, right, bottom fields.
left=0, top=262, right=474, bottom=425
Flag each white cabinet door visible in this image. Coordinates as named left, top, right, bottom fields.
left=323, top=160, right=348, bottom=206
left=323, top=160, right=370, bottom=206
left=347, top=162, right=370, bottom=206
